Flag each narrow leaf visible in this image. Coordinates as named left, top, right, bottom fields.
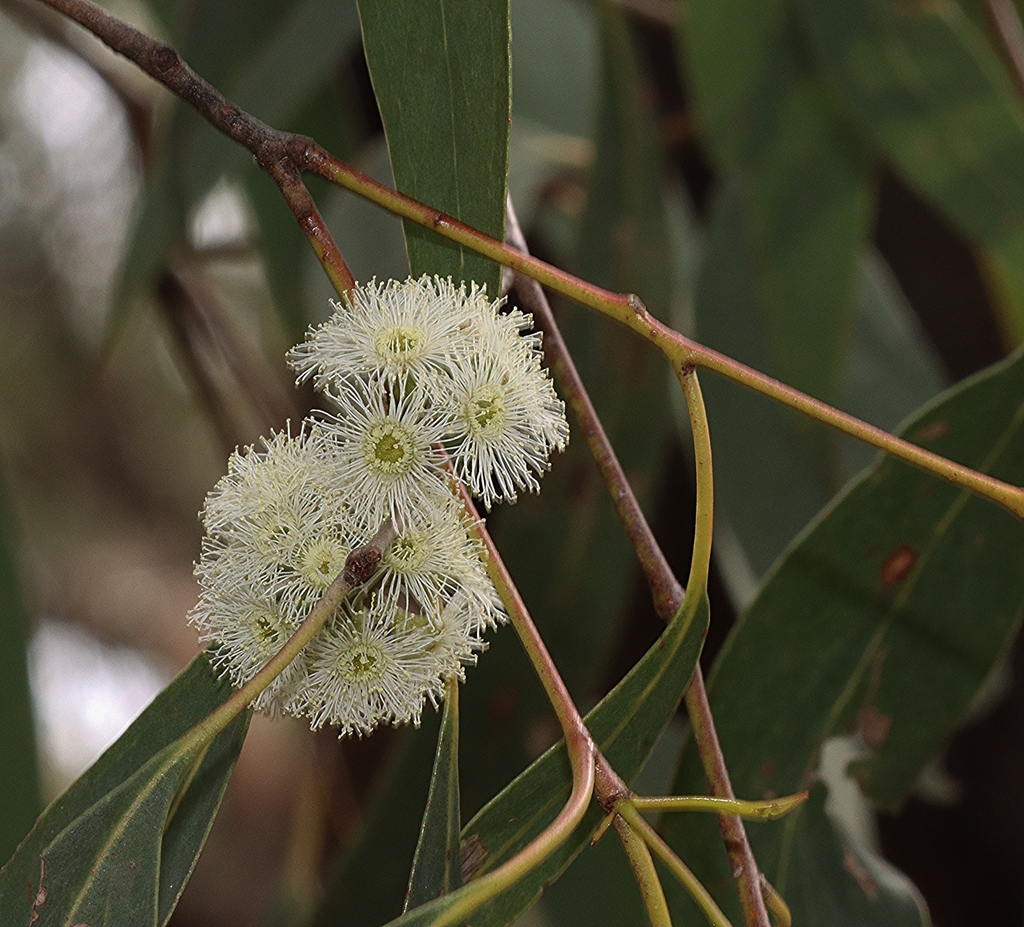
left=405, top=680, right=462, bottom=911
left=683, top=0, right=872, bottom=403
left=800, top=0, right=1024, bottom=316
left=664, top=347, right=1024, bottom=923
left=690, top=181, right=947, bottom=584
left=380, top=592, right=710, bottom=927
left=773, top=785, right=926, bottom=926
left=357, top=0, right=511, bottom=296
left=0, top=654, right=248, bottom=927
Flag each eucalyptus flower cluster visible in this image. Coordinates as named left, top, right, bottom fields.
left=190, top=276, right=568, bottom=736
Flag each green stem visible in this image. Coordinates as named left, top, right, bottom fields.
left=613, top=814, right=674, bottom=927
left=760, top=876, right=792, bottom=927
left=677, top=366, right=770, bottom=927
left=678, top=367, right=714, bottom=597
left=616, top=801, right=734, bottom=927
left=631, top=793, right=807, bottom=821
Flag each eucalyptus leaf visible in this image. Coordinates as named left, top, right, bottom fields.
left=0, top=654, right=248, bottom=927
left=381, top=591, right=709, bottom=927
left=357, top=0, right=511, bottom=296
left=682, top=0, right=871, bottom=403
left=664, top=346, right=1024, bottom=923
left=800, top=0, right=1024, bottom=337
left=405, top=683, right=462, bottom=911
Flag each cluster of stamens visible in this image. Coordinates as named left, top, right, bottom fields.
left=189, top=275, right=568, bottom=735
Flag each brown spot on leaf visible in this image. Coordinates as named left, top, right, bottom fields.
left=843, top=848, right=878, bottom=898
left=880, top=544, right=916, bottom=587
left=913, top=420, right=947, bottom=442
left=975, top=532, right=986, bottom=548
left=28, top=858, right=47, bottom=925
left=460, top=833, right=488, bottom=883
left=858, top=704, right=893, bottom=750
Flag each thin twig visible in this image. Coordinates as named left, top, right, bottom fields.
left=510, top=200, right=770, bottom=927
left=630, top=793, right=807, bottom=820
left=34, top=0, right=1024, bottom=520
left=613, top=813, right=674, bottom=927
left=617, top=801, right=734, bottom=927
left=158, top=257, right=298, bottom=452
left=506, top=199, right=683, bottom=619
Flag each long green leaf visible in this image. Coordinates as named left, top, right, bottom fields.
left=664, top=347, right=1024, bottom=923
left=381, top=591, right=709, bottom=927
left=405, top=682, right=462, bottom=911
left=691, top=181, right=947, bottom=584
left=357, top=0, right=511, bottom=296
left=799, top=0, right=1024, bottom=339
left=0, top=654, right=248, bottom=927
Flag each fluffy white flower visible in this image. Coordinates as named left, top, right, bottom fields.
left=190, top=428, right=358, bottom=712
left=289, top=276, right=478, bottom=392
left=191, top=272, right=567, bottom=736
left=376, top=494, right=505, bottom=629
left=315, top=380, right=451, bottom=525
left=298, top=601, right=448, bottom=736
left=444, top=351, right=569, bottom=508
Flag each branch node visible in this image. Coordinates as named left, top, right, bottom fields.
left=149, top=42, right=179, bottom=75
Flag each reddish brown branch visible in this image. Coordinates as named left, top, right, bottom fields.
left=505, top=202, right=770, bottom=927
left=506, top=200, right=684, bottom=620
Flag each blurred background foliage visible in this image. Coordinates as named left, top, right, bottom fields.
left=1, top=0, right=1023, bottom=924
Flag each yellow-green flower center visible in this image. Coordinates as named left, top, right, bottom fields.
left=246, top=609, right=285, bottom=660
left=374, top=325, right=424, bottom=365
left=298, top=536, right=349, bottom=588
left=383, top=532, right=432, bottom=574
left=362, top=422, right=417, bottom=475
left=337, top=640, right=387, bottom=682
left=465, top=387, right=507, bottom=440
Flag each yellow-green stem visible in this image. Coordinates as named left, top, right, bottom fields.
left=613, top=814, right=674, bottom=927
left=616, top=801, right=734, bottom=927
left=311, top=149, right=1024, bottom=521
left=631, top=792, right=807, bottom=821
left=760, top=876, right=793, bottom=927
left=678, top=367, right=714, bottom=596
left=677, top=366, right=770, bottom=927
